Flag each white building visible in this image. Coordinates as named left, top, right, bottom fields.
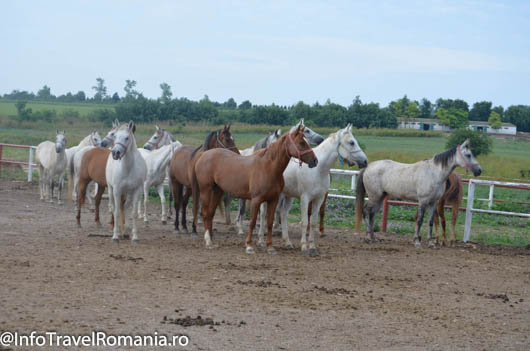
left=398, top=118, right=517, bottom=135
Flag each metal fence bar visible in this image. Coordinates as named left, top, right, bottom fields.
left=463, top=181, right=475, bottom=242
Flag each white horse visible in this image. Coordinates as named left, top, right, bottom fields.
left=355, top=139, right=482, bottom=248
left=66, top=131, right=101, bottom=201
left=138, top=141, right=182, bottom=224
left=36, top=130, right=68, bottom=204
left=258, top=124, right=368, bottom=254
left=106, top=121, right=147, bottom=243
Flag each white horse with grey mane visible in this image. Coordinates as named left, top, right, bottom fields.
left=258, top=124, right=368, bottom=254
left=355, top=139, right=482, bottom=248
left=138, top=140, right=182, bottom=224
left=36, top=130, right=68, bottom=204
left=106, top=121, right=147, bottom=243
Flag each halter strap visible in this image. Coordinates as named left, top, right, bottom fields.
left=146, top=130, right=166, bottom=149
left=457, top=143, right=479, bottom=172
left=286, top=133, right=313, bottom=167
left=216, top=131, right=238, bottom=150
left=114, top=141, right=128, bottom=160
left=336, top=138, right=364, bottom=168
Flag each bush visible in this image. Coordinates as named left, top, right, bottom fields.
left=445, top=128, right=493, bottom=156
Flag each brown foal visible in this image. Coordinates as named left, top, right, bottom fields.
left=194, top=126, right=318, bottom=254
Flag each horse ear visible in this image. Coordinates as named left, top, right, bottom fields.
left=227, top=124, right=231, bottom=131
left=462, top=139, right=470, bottom=149
left=63, top=130, right=66, bottom=135
left=128, top=121, right=135, bottom=132
left=156, top=125, right=160, bottom=131
left=56, top=129, right=59, bottom=135
left=299, top=119, right=305, bottom=126
left=276, top=129, right=281, bottom=137
left=114, top=119, right=119, bottom=128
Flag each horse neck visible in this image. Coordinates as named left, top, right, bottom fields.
left=262, top=136, right=292, bottom=176
left=312, top=133, right=340, bottom=173
left=121, top=134, right=139, bottom=165
left=78, top=135, right=91, bottom=147
left=430, top=156, right=458, bottom=184
left=151, top=145, right=173, bottom=171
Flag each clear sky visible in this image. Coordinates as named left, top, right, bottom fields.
left=1, top=0, right=529, bottom=108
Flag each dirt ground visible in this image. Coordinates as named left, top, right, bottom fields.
left=0, top=179, right=529, bottom=351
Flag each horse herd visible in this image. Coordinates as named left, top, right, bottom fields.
left=34, top=119, right=482, bottom=254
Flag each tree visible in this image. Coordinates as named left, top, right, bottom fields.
left=74, top=91, right=86, bottom=102
left=488, top=111, right=502, bottom=130
left=469, top=101, right=492, bottom=121
left=222, top=98, right=237, bottom=109
left=238, top=100, right=252, bottom=110
left=124, top=79, right=139, bottom=100
left=446, top=129, right=492, bottom=157
left=111, top=92, right=120, bottom=103
left=492, top=105, right=504, bottom=121
left=436, top=98, right=469, bottom=112
left=37, top=85, right=53, bottom=100
left=159, top=82, right=172, bottom=103
left=419, top=98, right=434, bottom=118
left=389, top=95, right=419, bottom=122
left=15, top=101, right=32, bottom=122
left=92, top=77, right=107, bottom=102
left=505, top=105, right=530, bottom=133
left=436, top=107, right=469, bottom=129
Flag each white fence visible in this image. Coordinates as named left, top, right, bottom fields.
left=328, top=169, right=360, bottom=200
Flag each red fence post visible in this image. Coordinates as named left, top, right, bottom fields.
left=381, top=195, right=389, bottom=232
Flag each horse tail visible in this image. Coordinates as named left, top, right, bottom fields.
left=67, top=157, right=75, bottom=201
left=445, top=172, right=463, bottom=205
left=354, top=169, right=366, bottom=233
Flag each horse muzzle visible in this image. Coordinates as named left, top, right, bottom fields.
left=55, top=145, right=63, bottom=153
left=356, top=159, right=368, bottom=169
left=101, top=139, right=111, bottom=148
left=307, top=157, right=318, bottom=168
left=313, top=135, right=324, bottom=145
left=472, top=166, right=482, bottom=177
left=143, top=144, right=153, bottom=151
left=111, top=149, right=122, bottom=160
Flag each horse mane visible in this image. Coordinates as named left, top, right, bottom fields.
left=433, top=146, right=457, bottom=169
left=254, top=134, right=270, bottom=150
left=191, top=130, right=218, bottom=157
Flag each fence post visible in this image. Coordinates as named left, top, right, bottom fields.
left=28, top=147, right=35, bottom=182
left=0, top=144, right=3, bottom=176
left=381, top=195, right=389, bottom=232
left=464, top=180, right=475, bottom=242
left=488, top=184, right=494, bottom=209
left=351, top=174, right=357, bottom=193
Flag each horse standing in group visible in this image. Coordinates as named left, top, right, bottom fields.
left=169, top=125, right=239, bottom=235
left=36, top=130, right=68, bottom=204
left=355, top=140, right=481, bottom=248
left=265, top=124, right=367, bottom=254
left=66, top=131, right=101, bottom=203
left=106, top=121, right=147, bottom=243
left=74, top=122, right=122, bottom=227
left=434, top=172, right=463, bottom=247
left=194, top=125, right=318, bottom=254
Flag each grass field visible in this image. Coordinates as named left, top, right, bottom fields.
left=0, top=100, right=113, bottom=117
left=0, top=108, right=528, bottom=247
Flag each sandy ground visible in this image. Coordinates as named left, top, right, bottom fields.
left=0, top=179, right=529, bottom=351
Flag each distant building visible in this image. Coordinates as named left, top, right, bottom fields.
left=398, top=118, right=517, bottom=135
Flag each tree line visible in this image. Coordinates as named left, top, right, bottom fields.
left=2, top=78, right=530, bottom=132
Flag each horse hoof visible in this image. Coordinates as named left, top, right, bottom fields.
left=285, top=243, right=295, bottom=250
left=256, top=241, right=266, bottom=248
left=237, top=230, right=244, bottom=236
left=112, top=238, right=119, bottom=243
left=414, top=241, right=422, bottom=249
left=449, top=240, right=455, bottom=247
left=320, top=234, right=327, bottom=238
left=428, top=241, right=437, bottom=249
left=302, top=249, right=310, bottom=256
left=246, top=247, right=255, bottom=255
left=309, top=248, right=320, bottom=255
left=181, top=228, right=188, bottom=234
left=162, top=220, right=167, bottom=225
left=132, top=239, right=139, bottom=245
left=205, top=243, right=217, bottom=249
left=267, top=248, right=278, bottom=255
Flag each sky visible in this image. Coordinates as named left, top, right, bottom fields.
left=1, top=0, right=530, bottom=108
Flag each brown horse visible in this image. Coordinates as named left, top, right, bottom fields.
left=435, top=172, right=463, bottom=246
left=75, top=147, right=112, bottom=227
left=169, top=125, right=238, bottom=235
left=194, top=125, right=318, bottom=254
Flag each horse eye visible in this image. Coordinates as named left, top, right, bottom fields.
left=349, top=141, right=355, bottom=146
left=299, top=141, right=305, bottom=146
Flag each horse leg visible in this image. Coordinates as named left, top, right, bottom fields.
left=223, top=194, right=232, bottom=225
left=257, top=202, right=267, bottom=247
left=280, top=196, right=294, bottom=249
left=130, top=189, right=142, bottom=243
left=172, top=181, right=182, bottom=232
left=158, top=184, right=167, bottom=224
left=76, top=177, right=88, bottom=227
left=108, top=184, right=115, bottom=228
left=245, top=198, right=262, bottom=254
left=236, top=198, right=246, bottom=236
left=307, top=195, right=326, bottom=255
left=168, top=173, right=173, bottom=218
left=427, top=205, right=437, bottom=248
left=273, top=195, right=283, bottom=232
left=183, top=186, right=192, bottom=235
left=190, top=184, right=200, bottom=236
left=202, top=186, right=222, bottom=249
left=364, top=197, right=383, bottom=243
left=87, top=181, right=94, bottom=210
left=48, top=174, right=54, bottom=203
left=450, top=204, right=458, bottom=247
left=414, top=203, right=428, bottom=248
left=265, top=197, right=279, bottom=254
left=38, top=165, right=45, bottom=200
left=319, top=193, right=328, bottom=237
left=94, top=184, right=105, bottom=226
left=141, top=181, right=149, bottom=223
left=436, top=200, right=445, bottom=246
left=299, top=196, right=311, bottom=253
left=111, top=187, right=121, bottom=242
left=57, top=174, right=65, bottom=205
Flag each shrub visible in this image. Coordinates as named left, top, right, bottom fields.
left=445, top=128, right=492, bottom=156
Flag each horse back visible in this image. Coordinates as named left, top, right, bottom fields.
left=170, top=145, right=196, bottom=187
left=83, top=148, right=110, bottom=185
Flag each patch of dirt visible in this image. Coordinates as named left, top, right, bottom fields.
left=0, top=179, right=529, bottom=350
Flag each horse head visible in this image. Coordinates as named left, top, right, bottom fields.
left=456, top=139, right=482, bottom=176
left=292, top=119, right=324, bottom=145
left=337, top=124, right=368, bottom=168
left=55, top=130, right=66, bottom=153
left=286, top=125, right=318, bottom=168
left=101, top=120, right=121, bottom=148
left=213, top=124, right=240, bottom=154
left=111, top=121, right=136, bottom=160
left=144, top=125, right=168, bottom=151
left=90, top=131, right=102, bottom=147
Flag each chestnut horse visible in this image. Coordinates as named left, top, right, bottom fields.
left=435, top=172, right=463, bottom=246
left=169, top=125, right=238, bottom=235
left=194, top=126, right=318, bottom=254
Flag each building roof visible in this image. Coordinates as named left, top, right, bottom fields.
left=398, top=118, right=515, bottom=128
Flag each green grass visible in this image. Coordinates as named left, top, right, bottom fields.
left=0, top=100, right=114, bottom=117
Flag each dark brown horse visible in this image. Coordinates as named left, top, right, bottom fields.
left=75, top=147, right=112, bottom=227
left=194, top=126, right=318, bottom=254
left=169, top=125, right=238, bottom=235
left=435, top=172, right=463, bottom=246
